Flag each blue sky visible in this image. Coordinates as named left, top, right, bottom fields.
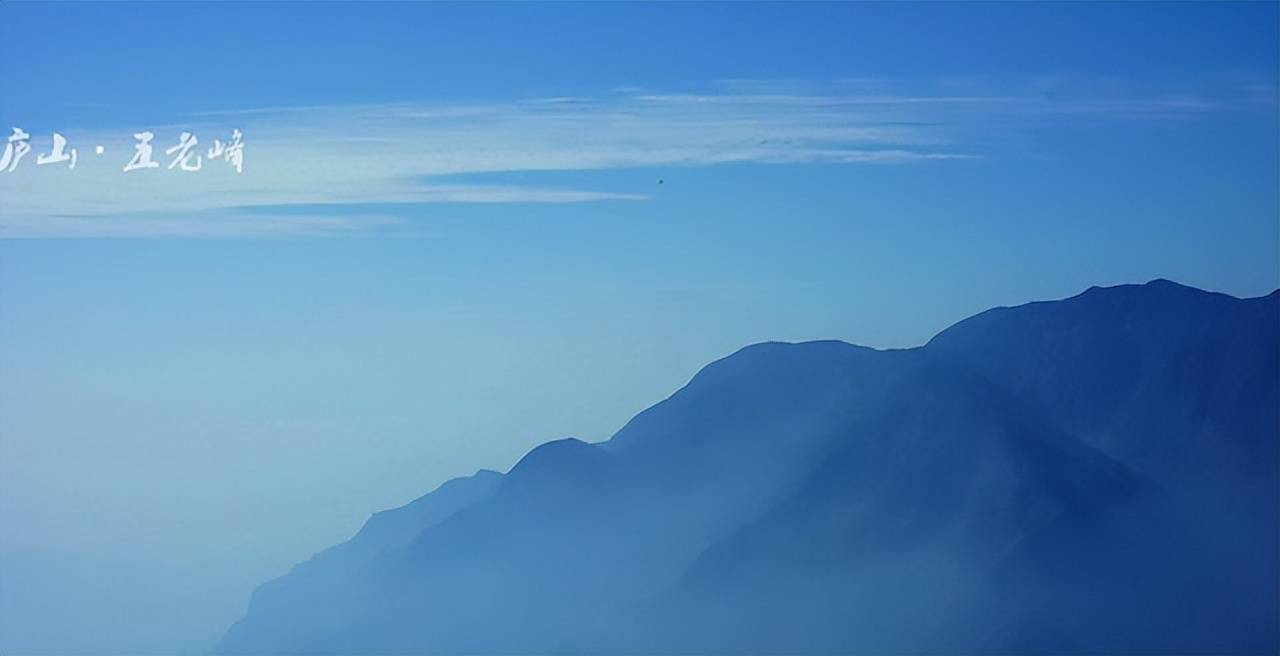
left=1, top=2, right=1277, bottom=653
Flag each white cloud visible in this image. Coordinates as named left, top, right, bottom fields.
left=0, top=78, right=1266, bottom=237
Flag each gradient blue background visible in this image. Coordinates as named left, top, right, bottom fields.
left=0, top=2, right=1276, bottom=652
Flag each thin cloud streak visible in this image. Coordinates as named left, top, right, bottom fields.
left=0, top=77, right=1269, bottom=237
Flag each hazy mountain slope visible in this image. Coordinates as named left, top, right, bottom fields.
left=925, top=279, right=1280, bottom=651
left=223, top=341, right=909, bottom=653
left=220, top=469, right=502, bottom=652
left=661, top=364, right=1272, bottom=653
left=219, top=280, right=1279, bottom=655
left=926, top=280, right=1278, bottom=498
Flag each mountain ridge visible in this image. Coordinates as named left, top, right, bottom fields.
left=219, top=279, right=1279, bottom=655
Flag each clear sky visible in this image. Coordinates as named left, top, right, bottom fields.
left=0, top=2, right=1277, bottom=653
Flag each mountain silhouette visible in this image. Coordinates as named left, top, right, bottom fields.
left=219, top=280, right=1279, bottom=654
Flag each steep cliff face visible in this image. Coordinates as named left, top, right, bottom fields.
left=220, top=280, right=1279, bottom=655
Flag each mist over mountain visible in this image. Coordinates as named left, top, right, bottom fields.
left=220, top=280, right=1279, bottom=654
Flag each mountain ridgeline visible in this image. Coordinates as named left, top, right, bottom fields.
left=219, top=280, right=1279, bottom=654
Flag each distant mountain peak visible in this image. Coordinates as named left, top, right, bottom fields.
left=502, top=437, right=614, bottom=491
left=1071, top=277, right=1265, bottom=305
left=220, top=280, right=1279, bottom=656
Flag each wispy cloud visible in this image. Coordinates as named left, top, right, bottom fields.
left=0, top=76, right=1270, bottom=237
